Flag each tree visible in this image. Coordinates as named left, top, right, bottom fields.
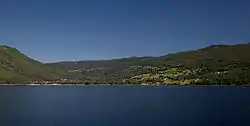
left=84, top=82, right=90, bottom=85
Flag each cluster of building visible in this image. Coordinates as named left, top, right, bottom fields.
left=31, top=79, right=78, bottom=85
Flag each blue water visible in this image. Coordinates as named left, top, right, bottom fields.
left=0, top=86, right=249, bottom=126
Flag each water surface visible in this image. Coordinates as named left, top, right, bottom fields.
left=0, top=86, right=249, bottom=126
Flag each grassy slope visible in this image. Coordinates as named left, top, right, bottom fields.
left=0, top=46, right=67, bottom=83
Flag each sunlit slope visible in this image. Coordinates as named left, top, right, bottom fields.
left=0, top=46, right=67, bottom=83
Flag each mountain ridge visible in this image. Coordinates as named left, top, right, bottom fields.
left=50, top=43, right=249, bottom=63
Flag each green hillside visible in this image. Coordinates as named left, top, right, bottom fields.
left=48, top=43, right=250, bottom=85
left=0, top=46, right=67, bottom=83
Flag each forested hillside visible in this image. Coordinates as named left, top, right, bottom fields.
left=0, top=46, right=67, bottom=83
left=48, top=43, right=250, bottom=85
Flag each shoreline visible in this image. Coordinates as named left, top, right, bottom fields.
left=0, top=84, right=249, bottom=87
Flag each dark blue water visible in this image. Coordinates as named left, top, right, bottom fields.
left=0, top=86, right=250, bottom=126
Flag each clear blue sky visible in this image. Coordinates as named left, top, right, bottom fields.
left=0, top=0, right=250, bottom=63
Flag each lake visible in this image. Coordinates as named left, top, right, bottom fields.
left=0, top=86, right=249, bottom=126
